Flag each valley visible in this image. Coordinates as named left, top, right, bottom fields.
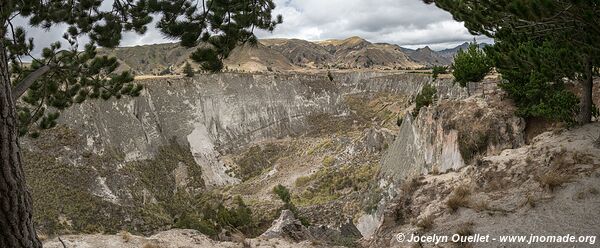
left=28, top=68, right=600, bottom=247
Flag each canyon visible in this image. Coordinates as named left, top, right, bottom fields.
left=22, top=61, right=599, bottom=247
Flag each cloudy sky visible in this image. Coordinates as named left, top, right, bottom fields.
left=19, top=0, right=492, bottom=55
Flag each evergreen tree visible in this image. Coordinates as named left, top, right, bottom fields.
left=183, top=62, right=195, bottom=77
left=424, top=0, right=599, bottom=123
left=452, top=43, right=492, bottom=86
left=0, top=1, right=281, bottom=247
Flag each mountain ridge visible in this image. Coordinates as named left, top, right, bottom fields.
left=101, top=38, right=489, bottom=75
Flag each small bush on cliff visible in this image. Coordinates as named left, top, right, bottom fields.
left=452, top=43, right=492, bottom=86
left=174, top=195, right=258, bottom=237
left=274, top=184, right=292, bottom=204
left=413, top=84, right=437, bottom=117
left=273, top=184, right=309, bottom=226
left=432, top=66, right=448, bottom=80
left=446, top=185, right=471, bottom=213
left=183, top=62, right=194, bottom=77
left=175, top=213, right=218, bottom=236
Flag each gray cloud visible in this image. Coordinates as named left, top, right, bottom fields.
left=15, top=0, right=492, bottom=57
left=255, top=0, right=493, bottom=50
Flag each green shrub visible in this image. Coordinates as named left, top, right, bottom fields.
left=413, top=84, right=437, bottom=117
left=183, top=62, right=194, bottom=77
left=273, top=184, right=291, bottom=204
left=273, top=184, right=309, bottom=226
left=432, top=65, right=448, bottom=80
left=175, top=213, right=218, bottom=237
left=452, top=43, right=492, bottom=86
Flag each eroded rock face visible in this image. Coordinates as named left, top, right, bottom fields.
left=49, top=72, right=451, bottom=187
left=260, top=210, right=312, bottom=242
left=24, top=72, right=449, bottom=236
left=380, top=82, right=525, bottom=187
left=358, top=80, right=526, bottom=239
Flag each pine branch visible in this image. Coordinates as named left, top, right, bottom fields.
left=11, top=64, right=52, bottom=101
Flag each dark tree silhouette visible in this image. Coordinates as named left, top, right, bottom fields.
left=425, top=0, right=599, bottom=123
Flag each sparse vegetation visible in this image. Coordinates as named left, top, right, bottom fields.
left=273, top=185, right=309, bottom=226
left=454, top=222, right=475, bottom=247
left=294, top=163, right=379, bottom=206
left=234, top=144, right=285, bottom=181
left=401, top=177, right=423, bottom=195
left=536, top=170, right=571, bottom=192
left=322, top=156, right=336, bottom=167
left=119, top=230, right=133, bottom=243
left=446, top=185, right=471, bottom=212
left=472, top=200, right=490, bottom=212
left=344, top=92, right=408, bottom=129
left=142, top=242, right=162, bottom=248
left=457, top=131, right=489, bottom=164
left=525, top=194, right=538, bottom=208
left=174, top=195, right=258, bottom=237
left=416, top=214, right=435, bottom=231
left=183, top=62, right=194, bottom=77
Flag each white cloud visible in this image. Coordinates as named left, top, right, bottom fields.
left=255, top=0, right=492, bottom=49
left=16, top=0, right=492, bottom=57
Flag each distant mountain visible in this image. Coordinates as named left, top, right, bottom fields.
left=101, top=37, right=487, bottom=74
left=437, top=42, right=491, bottom=61
left=400, top=46, right=452, bottom=67
left=262, top=36, right=420, bottom=70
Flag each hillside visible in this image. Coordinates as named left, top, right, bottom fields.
left=100, top=37, right=477, bottom=75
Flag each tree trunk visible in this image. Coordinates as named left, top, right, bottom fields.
left=579, top=57, right=594, bottom=124
left=0, top=35, right=42, bottom=247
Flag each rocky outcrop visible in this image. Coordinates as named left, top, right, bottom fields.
left=260, top=210, right=313, bottom=242
left=380, top=80, right=525, bottom=187
left=357, top=80, right=526, bottom=238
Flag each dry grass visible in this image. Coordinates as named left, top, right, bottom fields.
left=36, top=231, right=49, bottom=242
left=454, top=222, right=475, bottom=247
left=446, top=185, right=471, bottom=213
left=119, top=230, right=132, bottom=243
left=456, top=223, right=474, bottom=237
left=536, top=170, right=571, bottom=191
left=401, top=177, right=423, bottom=195
left=524, top=194, right=537, bottom=208
left=416, top=214, right=435, bottom=231
left=142, top=243, right=162, bottom=248
left=472, top=199, right=490, bottom=212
